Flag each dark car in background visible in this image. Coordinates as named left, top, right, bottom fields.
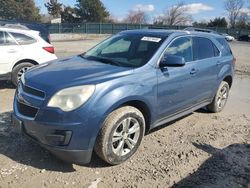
left=23, top=23, right=50, bottom=43
left=0, top=20, right=50, bottom=43
left=238, top=35, right=250, bottom=42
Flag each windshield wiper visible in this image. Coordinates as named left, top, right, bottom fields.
left=87, top=56, right=122, bottom=66
left=78, top=53, right=86, bottom=58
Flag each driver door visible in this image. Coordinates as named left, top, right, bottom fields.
left=156, top=36, right=198, bottom=120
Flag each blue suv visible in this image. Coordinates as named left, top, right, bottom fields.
left=12, top=30, right=235, bottom=165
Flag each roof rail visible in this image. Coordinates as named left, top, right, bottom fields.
left=184, top=27, right=218, bottom=34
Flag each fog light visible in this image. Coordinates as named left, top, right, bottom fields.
left=45, top=130, right=72, bottom=146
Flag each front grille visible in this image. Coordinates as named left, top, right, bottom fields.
left=22, top=83, right=45, bottom=98
left=17, top=101, right=38, bottom=118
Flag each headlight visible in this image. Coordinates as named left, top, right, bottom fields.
left=48, top=85, right=95, bottom=112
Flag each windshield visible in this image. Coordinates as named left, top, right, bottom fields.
left=83, top=33, right=166, bottom=68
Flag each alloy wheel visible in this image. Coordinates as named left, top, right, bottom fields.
left=17, top=67, right=29, bottom=81
left=112, top=117, right=140, bottom=156
left=217, top=85, right=228, bottom=109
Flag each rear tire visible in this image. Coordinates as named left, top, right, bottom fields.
left=11, top=63, right=34, bottom=86
left=94, top=106, right=145, bottom=165
left=207, top=81, right=230, bottom=113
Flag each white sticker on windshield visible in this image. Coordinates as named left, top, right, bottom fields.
left=141, top=36, right=162, bottom=42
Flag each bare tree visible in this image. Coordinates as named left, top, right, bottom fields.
left=224, top=0, right=244, bottom=28
left=154, top=3, right=192, bottom=26
left=123, top=10, right=149, bottom=24
left=236, top=11, right=250, bottom=28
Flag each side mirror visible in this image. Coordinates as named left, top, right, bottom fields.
left=160, top=54, right=186, bottom=67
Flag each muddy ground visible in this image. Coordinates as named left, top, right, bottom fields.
left=0, top=40, right=249, bottom=188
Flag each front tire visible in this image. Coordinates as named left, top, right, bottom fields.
left=11, top=62, right=34, bottom=86
left=207, top=81, right=230, bottom=113
left=94, top=106, right=145, bottom=165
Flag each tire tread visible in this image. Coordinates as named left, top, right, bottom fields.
left=94, top=106, right=145, bottom=165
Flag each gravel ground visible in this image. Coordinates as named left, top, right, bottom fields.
left=0, top=40, right=249, bottom=188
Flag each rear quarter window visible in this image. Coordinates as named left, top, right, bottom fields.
left=213, top=44, right=220, bottom=57
left=10, top=32, right=36, bottom=45
left=216, top=38, right=232, bottom=56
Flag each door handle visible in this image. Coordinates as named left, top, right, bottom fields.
left=216, top=61, right=222, bottom=65
left=190, top=68, right=198, bottom=75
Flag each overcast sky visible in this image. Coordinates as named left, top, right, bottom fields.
left=36, top=0, right=250, bottom=22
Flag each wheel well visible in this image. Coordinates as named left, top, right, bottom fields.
left=223, top=75, right=233, bottom=88
left=121, top=100, right=151, bottom=133
left=12, top=59, right=38, bottom=70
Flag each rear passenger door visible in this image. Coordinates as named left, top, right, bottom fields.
left=192, top=36, right=221, bottom=104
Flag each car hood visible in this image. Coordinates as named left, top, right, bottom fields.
left=25, top=55, right=133, bottom=92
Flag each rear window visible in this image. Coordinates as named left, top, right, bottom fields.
left=10, top=32, right=36, bottom=45
left=216, top=38, right=232, bottom=56
left=193, top=37, right=218, bottom=60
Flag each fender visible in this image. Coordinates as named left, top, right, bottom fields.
left=12, top=59, right=38, bottom=70
left=218, top=64, right=232, bottom=80
left=86, top=81, right=156, bottom=149
left=94, top=82, right=155, bottom=125
left=212, top=62, right=234, bottom=97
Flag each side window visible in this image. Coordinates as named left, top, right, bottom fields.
left=193, top=37, right=215, bottom=60
left=101, top=38, right=131, bottom=54
left=0, top=32, right=17, bottom=46
left=164, top=37, right=193, bottom=62
left=5, top=32, right=17, bottom=45
left=10, top=32, right=36, bottom=45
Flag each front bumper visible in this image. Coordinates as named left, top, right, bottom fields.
left=44, top=146, right=92, bottom=165
left=12, top=112, right=94, bottom=164
left=12, top=111, right=93, bottom=164
left=12, top=80, right=106, bottom=164
left=12, top=82, right=103, bottom=164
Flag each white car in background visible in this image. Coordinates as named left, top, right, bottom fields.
left=0, top=26, right=57, bottom=86
left=221, top=33, right=235, bottom=42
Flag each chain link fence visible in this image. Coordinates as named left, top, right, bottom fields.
left=1, top=20, right=250, bottom=39
left=48, top=23, right=250, bottom=39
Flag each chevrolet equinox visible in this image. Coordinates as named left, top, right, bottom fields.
left=13, top=30, right=235, bottom=165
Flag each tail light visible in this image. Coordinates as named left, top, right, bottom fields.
left=43, top=46, right=55, bottom=54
